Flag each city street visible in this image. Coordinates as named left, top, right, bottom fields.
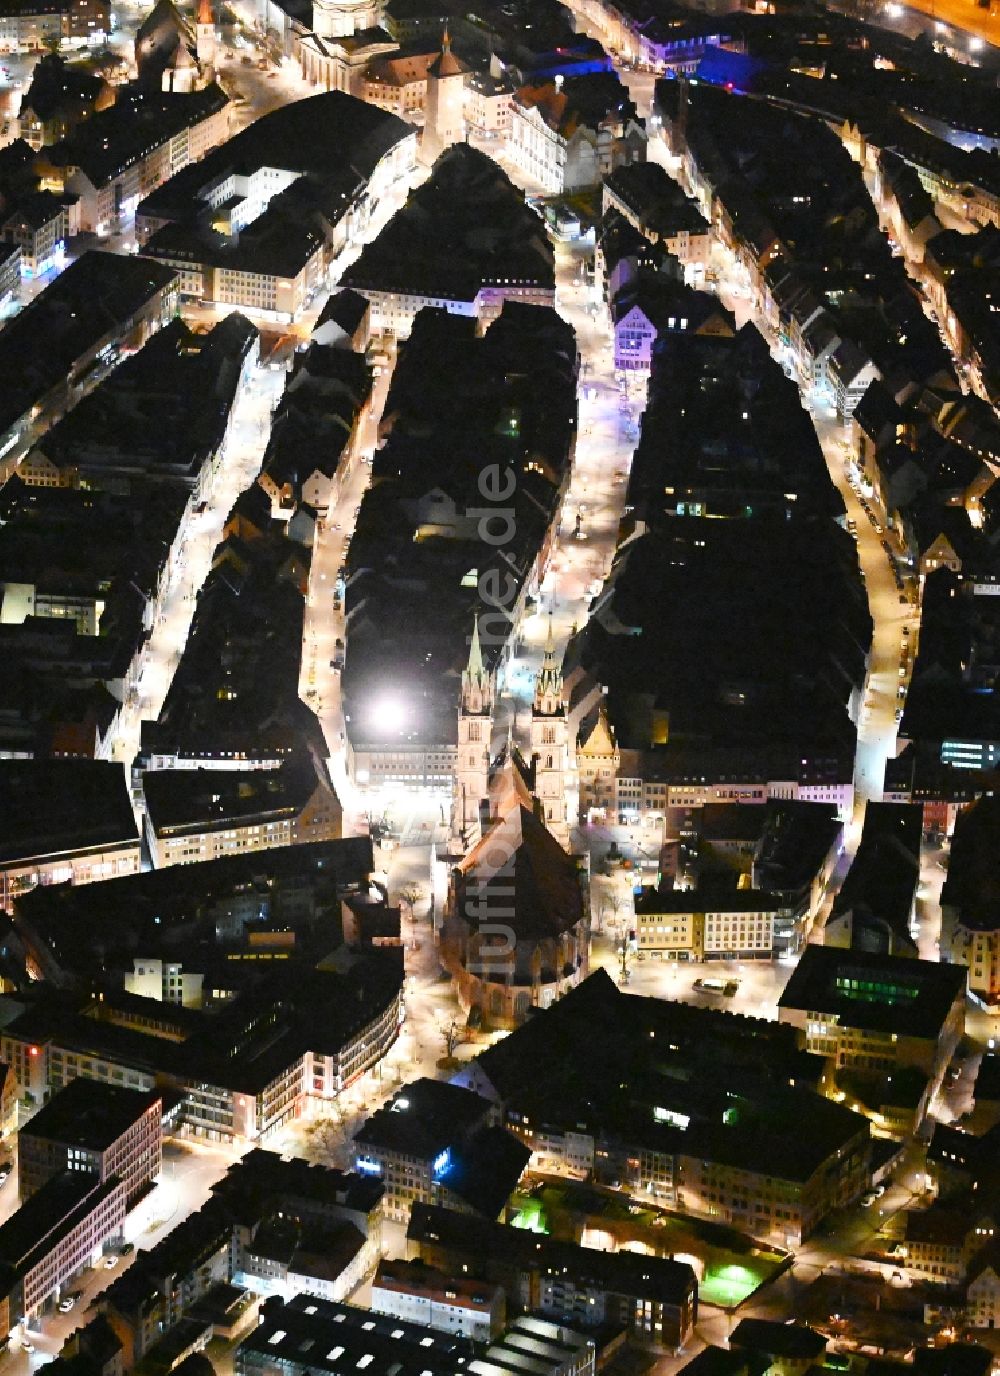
left=105, top=360, right=285, bottom=772
left=0, top=1138, right=240, bottom=1372
left=0, top=10, right=996, bottom=1369
left=644, top=139, right=919, bottom=842
left=271, top=859, right=494, bottom=1171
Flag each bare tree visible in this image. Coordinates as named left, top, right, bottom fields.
left=442, top=1020, right=462, bottom=1059
left=399, top=882, right=424, bottom=922
left=601, top=887, right=627, bottom=933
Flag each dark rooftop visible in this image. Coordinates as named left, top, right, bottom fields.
left=941, top=795, right=1000, bottom=934
left=343, top=143, right=553, bottom=303
left=913, top=1346, right=993, bottom=1376
left=355, top=1078, right=493, bottom=1161
left=142, top=754, right=331, bottom=838
left=730, top=1321, right=827, bottom=1361
left=0, top=759, right=139, bottom=867
left=0, top=251, right=176, bottom=443
left=20, top=1078, right=159, bottom=1151
left=211, top=1148, right=384, bottom=1218
left=241, top=1294, right=476, bottom=1376
left=778, top=945, right=966, bottom=1037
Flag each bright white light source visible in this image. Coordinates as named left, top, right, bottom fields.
left=370, top=697, right=407, bottom=733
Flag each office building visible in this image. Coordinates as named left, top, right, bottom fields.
left=0, top=1172, right=126, bottom=1340
left=778, top=945, right=967, bottom=1081
left=1, top=952, right=404, bottom=1144
left=456, top=971, right=872, bottom=1245
left=18, top=1079, right=162, bottom=1206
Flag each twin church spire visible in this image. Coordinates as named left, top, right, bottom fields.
left=452, top=613, right=572, bottom=852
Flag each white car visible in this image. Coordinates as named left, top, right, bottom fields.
left=58, top=1297, right=75, bottom=1313
left=104, top=1255, right=119, bottom=1270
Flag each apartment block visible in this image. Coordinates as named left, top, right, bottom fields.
left=371, top=1258, right=505, bottom=1341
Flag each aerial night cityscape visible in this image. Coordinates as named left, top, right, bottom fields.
left=3, top=0, right=1000, bottom=1371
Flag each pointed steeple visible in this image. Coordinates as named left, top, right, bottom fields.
left=429, top=22, right=466, bottom=78
left=534, top=615, right=563, bottom=712
left=460, top=612, right=493, bottom=715
left=197, top=0, right=212, bottom=24
left=464, top=612, right=484, bottom=684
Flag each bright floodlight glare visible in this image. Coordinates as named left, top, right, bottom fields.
left=371, top=696, right=407, bottom=733
left=970, top=34, right=984, bottom=48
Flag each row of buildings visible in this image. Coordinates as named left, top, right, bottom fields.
left=341, top=142, right=555, bottom=334
left=340, top=297, right=576, bottom=793
left=0, top=835, right=406, bottom=1140
left=656, top=79, right=953, bottom=419
left=0, top=66, right=232, bottom=276
left=449, top=964, right=884, bottom=1248
left=135, top=89, right=416, bottom=324
left=632, top=800, right=843, bottom=959
left=0, top=310, right=259, bottom=763
left=0, top=250, right=178, bottom=483
left=234, top=0, right=646, bottom=198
